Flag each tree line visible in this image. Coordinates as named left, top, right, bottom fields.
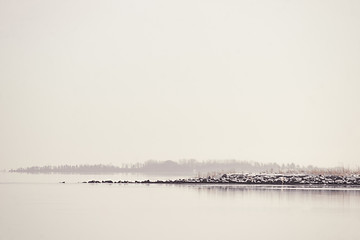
left=9, top=160, right=359, bottom=175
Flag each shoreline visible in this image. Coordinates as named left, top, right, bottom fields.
left=82, top=173, right=360, bottom=186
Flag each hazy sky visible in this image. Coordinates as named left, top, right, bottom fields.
left=1, top=0, right=359, bottom=169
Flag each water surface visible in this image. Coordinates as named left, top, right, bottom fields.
left=1, top=173, right=359, bottom=240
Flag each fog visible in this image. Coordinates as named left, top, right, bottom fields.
left=1, top=0, right=360, bottom=169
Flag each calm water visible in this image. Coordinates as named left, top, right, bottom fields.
left=1, top=173, right=359, bottom=240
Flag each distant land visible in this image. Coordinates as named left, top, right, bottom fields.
left=9, top=160, right=360, bottom=175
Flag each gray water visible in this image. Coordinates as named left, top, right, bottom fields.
left=1, top=173, right=359, bottom=240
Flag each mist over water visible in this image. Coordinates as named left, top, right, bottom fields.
left=1, top=173, right=359, bottom=240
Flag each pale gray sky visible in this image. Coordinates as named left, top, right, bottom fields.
left=1, top=0, right=359, bottom=169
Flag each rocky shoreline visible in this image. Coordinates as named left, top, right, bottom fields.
left=83, top=173, right=360, bottom=186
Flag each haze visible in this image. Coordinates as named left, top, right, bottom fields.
left=1, top=0, right=359, bottom=170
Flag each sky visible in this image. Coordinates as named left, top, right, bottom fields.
left=0, top=0, right=360, bottom=169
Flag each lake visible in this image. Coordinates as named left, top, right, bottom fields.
left=1, top=172, right=359, bottom=240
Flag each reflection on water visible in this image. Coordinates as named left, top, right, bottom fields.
left=188, top=184, right=360, bottom=194
left=168, top=184, right=360, bottom=215
left=186, top=184, right=360, bottom=205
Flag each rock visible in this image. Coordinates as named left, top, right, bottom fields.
left=102, top=180, right=113, bottom=183
left=83, top=174, right=360, bottom=186
left=335, top=180, right=344, bottom=184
